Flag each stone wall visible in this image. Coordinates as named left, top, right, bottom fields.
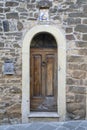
left=0, top=0, right=87, bottom=124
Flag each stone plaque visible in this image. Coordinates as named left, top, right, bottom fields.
left=3, top=60, right=14, bottom=74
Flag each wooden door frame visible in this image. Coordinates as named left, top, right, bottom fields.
left=22, top=25, right=66, bottom=123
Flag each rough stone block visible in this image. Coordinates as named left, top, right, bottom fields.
left=0, top=8, right=3, bottom=13
left=65, top=18, right=81, bottom=25
left=83, top=5, right=87, bottom=12
left=69, top=13, right=87, bottom=17
left=83, top=19, right=87, bottom=24
left=66, top=27, right=73, bottom=33
left=5, top=2, right=19, bottom=7
left=9, top=86, right=21, bottom=94
left=68, top=86, right=86, bottom=94
left=0, top=42, right=4, bottom=47
left=3, top=20, right=9, bottom=32
left=67, top=56, right=84, bottom=62
left=68, top=109, right=86, bottom=119
left=83, top=34, right=87, bottom=41
left=79, top=49, right=87, bottom=55
left=66, top=78, right=79, bottom=85
left=75, top=25, right=87, bottom=33
left=67, top=103, right=85, bottom=112
left=17, top=21, right=23, bottom=31
left=27, top=3, right=36, bottom=9
left=66, top=34, right=75, bottom=40
left=7, top=103, right=21, bottom=117
left=66, top=94, right=75, bottom=103
left=16, top=7, right=27, bottom=12
left=0, top=14, right=5, bottom=19
left=4, top=7, right=10, bottom=12
left=0, top=3, right=3, bottom=7
left=68, top=64, right=79, bottom=70
left=6, top=13, right=19, bottom=19
left=50, top=7, right=57, bottom=13
left=71, top=71, right=86, bottom=79
left=76, top=41, right=87, bottom=48
left=36, top=0, right=52, bottom=8
left=77, top=0, right=87, bottom=4
left=80, top=64, right=87, bottom=71
left=0, top=27, right=2, bottom=32
left=75, top=94, right=85, bottom=103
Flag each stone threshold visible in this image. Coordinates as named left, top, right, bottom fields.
left=28, top=112, right=60, bottom=118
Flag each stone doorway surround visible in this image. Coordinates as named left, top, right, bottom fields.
left=22, top=25, right=66, bottom=123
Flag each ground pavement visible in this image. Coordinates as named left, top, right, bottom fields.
left=0, top=120, right=87, bottom=130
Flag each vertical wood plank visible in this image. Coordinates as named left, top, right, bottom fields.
left=33, top=54, right=42, bottom=96
left=46, top=55, right=54, bottom=96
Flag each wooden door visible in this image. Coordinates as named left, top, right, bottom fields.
left=30, top=48, right=57, bottom=112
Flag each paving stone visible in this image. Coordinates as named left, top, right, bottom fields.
left=57, top=126, right=68, bottom=130
left=75, top=127, right=85, bottom=130
left=63, top=122, right=80, bottom=130
left=25, top=123, right=45, bottom=130
left=4, top=127, right=16, bottom=130
left=48, top=122, right=64, bottom=127
left=81, top=121, right=87, bottom=127
left=15, top=124, right=31, bottom=130
left=0, top=126, right=7, bottom=130
left=39, top=124, right=56, bottom=130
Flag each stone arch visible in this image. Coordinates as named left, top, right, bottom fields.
left=22, top=25, right=66, bottom=123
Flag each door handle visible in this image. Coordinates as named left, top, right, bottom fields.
left=42, top=61, right=46, bottom=67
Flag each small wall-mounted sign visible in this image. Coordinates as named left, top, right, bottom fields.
left=3, top=60, right=14, bottom=75
left=39, top=8, right=49, bottom=21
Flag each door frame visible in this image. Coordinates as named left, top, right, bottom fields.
left=22, top=25, right=66, bottom=123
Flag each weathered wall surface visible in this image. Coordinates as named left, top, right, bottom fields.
left=0, top=0, right=87, bottom=124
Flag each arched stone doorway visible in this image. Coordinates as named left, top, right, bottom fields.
left=22, top=25, right=66, bottom=123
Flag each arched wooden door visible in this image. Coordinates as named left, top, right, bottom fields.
left=30, top=33, right=57, bottom=112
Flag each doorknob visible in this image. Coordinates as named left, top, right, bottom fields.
left=42, top=61, right=46, bottom=67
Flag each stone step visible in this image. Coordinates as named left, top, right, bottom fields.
left=28, top=112, right=59, bottom=122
